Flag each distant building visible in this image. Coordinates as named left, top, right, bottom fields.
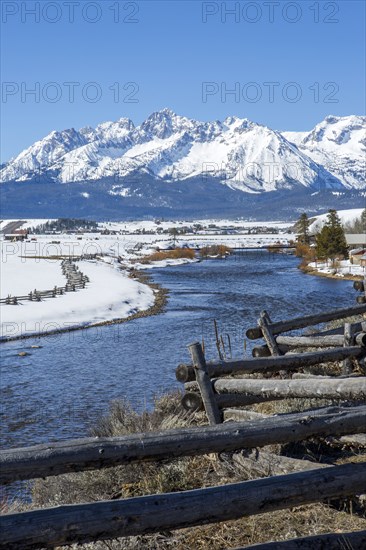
left=345, top=234, right=366, bottom=248
left=349, top=247, right=366, bottom=265
left=4, top=230, right=28, bottom=242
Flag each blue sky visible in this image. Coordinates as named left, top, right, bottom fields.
left=1, top=0, right=365, bottom=161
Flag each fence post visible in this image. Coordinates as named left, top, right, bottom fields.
left=258, top=311, right=282, bottom=357
left=188, top=342, right=222, bottom=425
left=343, top=323, right=354, bottom=375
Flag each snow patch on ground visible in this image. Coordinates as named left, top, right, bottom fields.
left=134, top=258, right=199, bottom=270
left=0, top=255, right=154, bottom=339
left=308, top=259, right=364, bottom=277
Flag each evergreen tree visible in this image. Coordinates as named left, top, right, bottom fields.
left=295, top=213, right=310, bottom=245
left=316, top=209, right=348, bottom=261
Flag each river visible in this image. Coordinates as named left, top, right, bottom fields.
left=0, top=251, right=356, bottom=450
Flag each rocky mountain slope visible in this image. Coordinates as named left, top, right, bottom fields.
left=3, top=111, right=364, bottom=194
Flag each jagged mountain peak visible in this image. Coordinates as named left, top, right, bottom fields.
left=1, top=111, right=364, bottom=192
left=140, top=109, right=196, bottom=139
left=282, top=114, right=365, bottom=189
left=302, top=114, right=366, bottom=146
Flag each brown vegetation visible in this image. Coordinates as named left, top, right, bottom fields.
left=139, top=248, right=195, bottom=264
left=200, top=244, right=231, bottom=258
left=295, top=242, right=316, bottom=260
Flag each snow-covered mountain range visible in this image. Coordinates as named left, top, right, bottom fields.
left=2, top=110, right=365, bottom=194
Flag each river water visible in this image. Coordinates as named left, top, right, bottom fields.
left=0, top=251, right=356, bottom=450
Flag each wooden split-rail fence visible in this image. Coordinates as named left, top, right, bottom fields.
left=1, top=290, right=366, bottom=548
left=178, top=301, right=366, bottom=422
left=354, top=277, right=366, bottom=304
left=0, top=254, right=98, bottom=305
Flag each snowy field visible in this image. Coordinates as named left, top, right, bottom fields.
left=0, top=249, right=154, bottom=340
left=1, top=253, right=66, bottom=296
left=1, top=218, right=294, bottom=234
left=0, top=225, right=293, bottom=340
left=0, top=231, right=295, bottom=262
left=1, top=208, right=362, bottom=340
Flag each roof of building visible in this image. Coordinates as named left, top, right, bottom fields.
left=345, top=234, right=366, bottom=245
left=350, top=247, right=366, bottom=255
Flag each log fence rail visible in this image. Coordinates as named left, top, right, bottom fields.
left=0, top=407, right=365, bottom=549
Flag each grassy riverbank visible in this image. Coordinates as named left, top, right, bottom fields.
left=12, top=387, right=364, bottom=549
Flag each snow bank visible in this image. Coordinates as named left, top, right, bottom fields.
left=1, top=258, right=154, bottom=340
left=309, top=208, right=364, bottom=233
left=134, top=258, right=199, bottom=270
left=308, top=259, right=364, bottom=278
left=1, top=250, right=65, bottom=296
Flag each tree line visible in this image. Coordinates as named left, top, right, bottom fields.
left=29, top=218, right=98, bottom=234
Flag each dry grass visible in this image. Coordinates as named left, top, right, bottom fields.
left=26, top=390, right=366, bottom=549
left=139, top=248, right=195, bottom=264
left=53, top=506, right=366, bottom=549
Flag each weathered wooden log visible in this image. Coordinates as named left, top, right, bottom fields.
left=235, top=529, right=366, bottom=549
left=259, top=311, right=282, bottom=356
left=223, top=409, right=267, bottom=422
left=230, top=449, right=330, bottom=477
left=291, top=373, right=362, bottom=380
left=354, top=280, right=365, bottom=292
left=276, top=334, right=345, bottom=347
left=211, top=377, right=366, bottom=401
left=246, top=304, right=366, bottom=340
left=325, top=433, right=366, bottom=449
left=182, top=391, right=273, bottom=410
left=311, top=321, right=366, bottom=337
left=181, top=391, right=203, bottom=410
left=1, top=406, right=365, bottom=485
left=176, top=347, right=366, bottom=383
left=343, top=323, right=354, bottom=375
left=252, top=333, right=363, bottom=355
left=1, top=462, right=365, bottom=549
left=272, top=332, right=366, bottom=349
left=356, top=332, right=366, bottom=346
left=188, top=342, right=221, bottom=425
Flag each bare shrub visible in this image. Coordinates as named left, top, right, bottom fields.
left=200, top=244, right=231, bottom=258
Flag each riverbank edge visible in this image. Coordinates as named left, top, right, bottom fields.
left=0, top=269, right=169, bottom=344
left=299, top=263, right=363, bottom=282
